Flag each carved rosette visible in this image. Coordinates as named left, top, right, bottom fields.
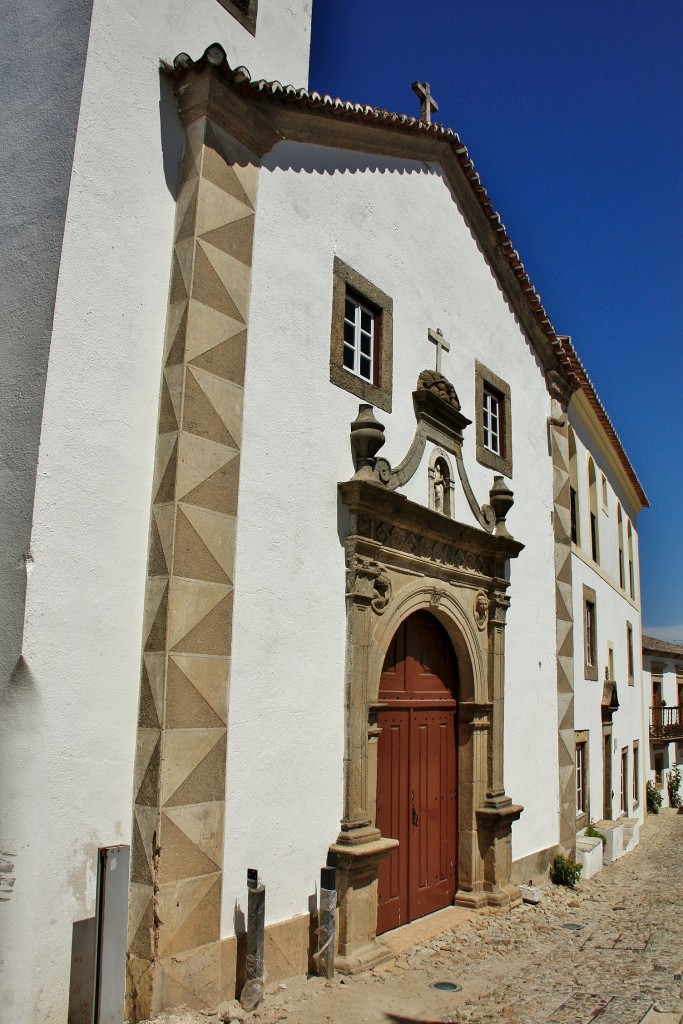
left=346, top=555, right=392, bottom=614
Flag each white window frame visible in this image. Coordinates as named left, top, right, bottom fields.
left=483, top=386, right=501, bottom=456
left=585, top=601, right=596, bottom=667
left=576, top=742, right=586, bottom=813
left=620, top=747, right=628, bottom=814
left=343, top=293, right=376, bottom=384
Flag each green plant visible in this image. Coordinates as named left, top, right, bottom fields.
left=550, top=854, right=582, bottom=888
left=647, top=778, right=663, bottom=814
left=667, top=764, right=682, bottom=808
left=585, top=820, right=606, bottom=847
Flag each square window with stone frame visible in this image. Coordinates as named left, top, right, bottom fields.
left=330, top=257, right=393, bottom=413
left=475, top=361, right=512, bottom=477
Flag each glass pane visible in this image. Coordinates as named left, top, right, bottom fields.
left=344, top=321, right=355, bottom=346
left=360, top=331, right=371, bottom=356
left=345, top=297, right=356, bottom=322
left=343, top=346, right=354, bottom=370
left=360, top=308, right=372, bottom=333
left=359, top=355, right=371, bottom=380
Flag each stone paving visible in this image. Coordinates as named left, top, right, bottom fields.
left=147, top=809, right=683, bottom=1024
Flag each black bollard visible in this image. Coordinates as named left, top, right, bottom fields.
left=316, top=865, right=336, bottom=979
left=239, top=868, right=265, bottom=1012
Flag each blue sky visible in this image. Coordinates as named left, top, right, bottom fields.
left=309, top=0, right=683, bottom=640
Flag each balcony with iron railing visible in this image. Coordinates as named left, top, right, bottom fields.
left=650, top=705, right=683, bottom=741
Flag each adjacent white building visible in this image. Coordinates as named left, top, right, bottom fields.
left=566, top=386, right=648, bottom=870
left=0, top=2, right=649, bottom=1022
left=642, top=635, right=683, bottom=803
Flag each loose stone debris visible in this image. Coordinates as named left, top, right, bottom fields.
left=141, top=810, right=683, bottom=1024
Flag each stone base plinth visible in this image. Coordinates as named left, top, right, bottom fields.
left=576, top=835, right=603, bottom=879
left=595, top=819, right=624, bottom=862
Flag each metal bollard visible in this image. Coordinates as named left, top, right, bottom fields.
left=316, top=866, right=336, bottom=979
left=239, top=868, right=265, bottom=1012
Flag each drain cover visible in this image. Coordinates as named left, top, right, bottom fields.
left=563, top=923, right=583, bottom=931
left=430, top=981, right=462, bottom=992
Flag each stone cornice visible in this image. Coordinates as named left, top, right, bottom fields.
left=340, top=479, right=524, bottom=575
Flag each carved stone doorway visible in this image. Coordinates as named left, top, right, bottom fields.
left=376, top=611, right=458, bottom=934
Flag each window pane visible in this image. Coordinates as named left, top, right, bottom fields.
left=345, top=297, right=356, bottom=322
left=343, top=346, right=354, bottom=370
left=360, top=331, right=372, bottom=356
left=360, top=308, right=372, bottom=333
left=359, top=355, right=371, bottom=380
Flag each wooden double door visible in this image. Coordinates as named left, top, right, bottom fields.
left=376, top=611, right=458, bottom=934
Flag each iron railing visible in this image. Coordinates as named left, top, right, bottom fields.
left=650, top=706, right=683, bottom=741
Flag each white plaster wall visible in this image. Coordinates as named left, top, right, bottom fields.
left=569, top=412, right=641, bottom=602
left=225, top=141, right=558, bottom=932
left=570, top=411, right=646, bottom=827
left=2, top=2, right=312, bottom=1021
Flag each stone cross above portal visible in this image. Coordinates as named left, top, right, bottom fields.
left=412, top=81, right=439, bottom=125
left=428, top=328, right=450, bottom=373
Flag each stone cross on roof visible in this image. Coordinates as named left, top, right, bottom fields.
left=428, top=327, right=450, bottom=373
left=412, top=80, right=439, bottom=125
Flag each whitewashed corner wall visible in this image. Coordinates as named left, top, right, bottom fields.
left=1, top=2, right=312, bottom=1021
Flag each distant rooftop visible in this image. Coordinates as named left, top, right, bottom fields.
left=642, top=635, right=683, bottom=657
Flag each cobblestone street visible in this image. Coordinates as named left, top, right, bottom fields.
left=150, top=809, right=683, bottom=1024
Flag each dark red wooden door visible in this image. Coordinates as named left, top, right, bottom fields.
left=376, top=611, right=458, bottom=934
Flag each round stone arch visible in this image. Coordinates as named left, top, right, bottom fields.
left=367, top=578, right=486, bottom=707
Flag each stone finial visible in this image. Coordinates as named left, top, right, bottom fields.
left=489, top=475, right=514, bottom=539
left=350, top=404, right=386, bottom=478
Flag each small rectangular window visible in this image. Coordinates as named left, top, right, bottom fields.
left=570, top=487, right=578, bottom=544
left=586, top=602, right=596, bottom=667
left=620, top=747, right=628, bottom=813
left=475, top=362, right=512, bottom=477
left=576, top=742, right=586, bottom=813
left=330, top=257, right=393, bottom=412
left=590, top=512, right=598, bottom=562
left=632, top=741, right=639, bottom=805
left=583, top=586, right=598, bottom=680
left=626, top=622, right=634, bottom=683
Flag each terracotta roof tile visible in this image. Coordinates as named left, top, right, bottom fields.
left=169, top=45, right=648, bottom=508
left=642, top=635, right=683, bottom=656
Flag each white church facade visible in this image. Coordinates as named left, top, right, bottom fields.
left=0, top=2, right=649, bottom=1021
